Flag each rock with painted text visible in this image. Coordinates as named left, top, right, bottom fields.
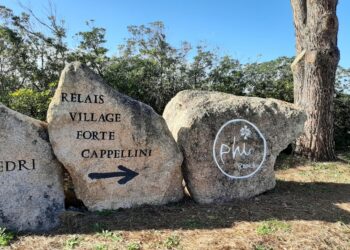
left=0, top=104, right=64, bottom=232
left=47, top=62, right=183, bottom=210
left=163, top=90, right=306, bottom=203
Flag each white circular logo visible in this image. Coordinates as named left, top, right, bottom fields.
left=212, top=119, right=267, bottom=179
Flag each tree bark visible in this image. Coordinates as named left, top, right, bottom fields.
left=291, top=0, right=340, bottom=161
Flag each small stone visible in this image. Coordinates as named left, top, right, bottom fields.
left=0, top=104, right=65, bottom=232
left=47, top=62, right=183, bottom=210
left=163, top=90, right=306, bottom=203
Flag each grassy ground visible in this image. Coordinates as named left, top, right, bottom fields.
left=2, top=153, right=350, bottom=250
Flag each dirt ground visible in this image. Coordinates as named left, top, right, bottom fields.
left=4, top=153, right=350, bottom=250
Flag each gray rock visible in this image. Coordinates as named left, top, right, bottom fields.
left=163, top=90, right=306, bottom=203
left=47, top=62, right=183, bottom=211
left=0, top=104, right=65, bottom=232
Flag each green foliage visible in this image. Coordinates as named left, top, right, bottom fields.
left=187, top=45, right=216, bottom=89
left=106, top=21, right=191, bottom=113
left=334, top=93, right=350, bottom=150
left=96, top=230, right=123, bottom=242
left=91, top=222, right=106, bottom=233
left=0, top=227, right=14, bottom=246
left=93, top=244, right=108, bottom=250
left=104, top=57, right=163, bottom=112
left=0, top=4, right=66, bottom=120
left=336, top=66, right=350, bottom=93
left=1, top=4, right=350, bottom=149
left=65, top=236, right=81, bottom=249
left=256, top=219, right=291, bottom=235
left=68, top=20, right=109, bottom=76
left=243, top=57, right=294, bottom=102
left=94, top=244, right=108, bottom=250
left=127, top=242, right=141, bottom=250
left=208, top=56, right=245, bottom=94
left=0, top=5, right=67, bottom=91
left=105, top=23, right=247, bottom=113
left=163, top=234, right=181, bottom=249
left=254, top=245, right=273, bottom=250
left=8, top=86, right=54, bottom=121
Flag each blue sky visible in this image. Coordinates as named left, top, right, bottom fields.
left=2, top=0, right=350, bottom=67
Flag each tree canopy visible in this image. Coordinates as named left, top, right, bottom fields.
left=1, top=4, right=349, bottom=148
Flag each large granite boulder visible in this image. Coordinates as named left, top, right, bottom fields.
left=163, top=90, right=306, bottom=203
left=47, top=62, right=183, bottom=211
left=0, top=104, right=64, bottom=232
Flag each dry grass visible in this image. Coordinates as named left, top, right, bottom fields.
left=4, top=154, right=350, bottom=250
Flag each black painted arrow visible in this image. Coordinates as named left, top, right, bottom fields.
left=88, top=165, right=139, bottom=185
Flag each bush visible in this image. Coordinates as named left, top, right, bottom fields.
left=334, top=94, right=350, bottom=150
left=243, top=57, right=294, bottom=102
left=7, top=82, right=56, bottom=121
left=0, top=227, right=14, bottom=246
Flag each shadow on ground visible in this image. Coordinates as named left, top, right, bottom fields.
left=42, top=180, right=350, bottom=235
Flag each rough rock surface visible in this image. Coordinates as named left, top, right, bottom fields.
left=47, top=62, right=183, bottom=210
left=163, top=90, right=306, bottom=203
left=0, top=104, right=64, bottom=232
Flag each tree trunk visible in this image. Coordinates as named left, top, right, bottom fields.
left=290, top=0, right=340, bottom=161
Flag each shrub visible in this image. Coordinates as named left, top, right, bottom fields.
left=334, top=94, right=350, bottom=150
left=7, top=82, right=57, bottom=121
left=0, top=227, right=14, bottom=246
